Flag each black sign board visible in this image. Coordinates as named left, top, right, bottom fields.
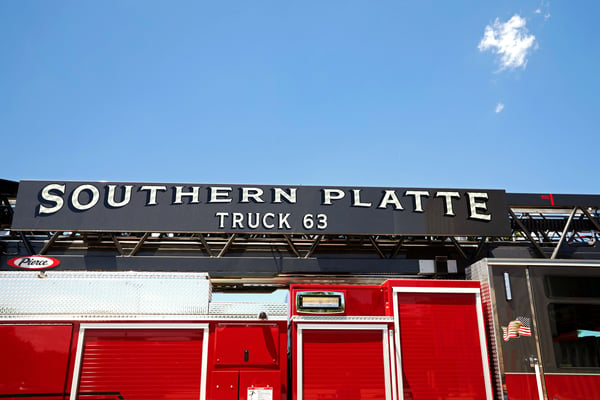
left=11, top=181, right=510, bottom=236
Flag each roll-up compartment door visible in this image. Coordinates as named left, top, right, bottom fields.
left=393, top=288, right=493, bottom=400
left=71, top=324, right=208, bottom=400
left=297, top=324, right=392, bottom=400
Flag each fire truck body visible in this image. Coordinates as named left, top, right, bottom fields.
left=3, top=265, right=600, bottom=399
left=0, top=272, right=288, bottom=400
left=0, top=272, right=494, bottom=400
left=470, top=259, right=600, bottom=400
left=291, top=280, right=493, bottom=400
left=2, top=180, right=600, bottom=399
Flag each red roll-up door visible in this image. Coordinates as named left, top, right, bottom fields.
left=75, top=326, right=206, bottom=400
left=395, top=291, right=492, bottom=400
left=299, top=325, right=390, bottom=400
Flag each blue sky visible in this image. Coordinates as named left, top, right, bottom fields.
left=2, top=1, right=598, bottom=194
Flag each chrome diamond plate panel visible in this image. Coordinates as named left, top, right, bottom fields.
left=0, top=271, right=211, bottom=318
left=209, top=301, right=288, bottom=318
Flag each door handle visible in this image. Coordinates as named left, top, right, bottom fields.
left=528, top=355, right=539, bottom=368
left=528, top=355, right=545, bottom=400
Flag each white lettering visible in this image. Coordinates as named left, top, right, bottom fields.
left=241, top=187, right=264, bottom=203
left=140, top=185, right=167, bottom=206
left=278, top=213, right=291, bottom=229
left=232, top=212, right=244, bottom=228
left=214, top=212, right=293, bottom=230
left=303, top=214, right=314, bottom=229
left=303, top=213, right=328, bottom=229
left=71, top=184, right=100, bottom=211
left=404, top=190, right=430, bottom=213
left=467, top=192, right=492, bottom=221
left=352, top=189, right=372, bottom=207
left=38, top=184, right=65, bottom=215
left=323, top=189, right=345, bottom=205
left=209, top=187, right=233, bottom=203
left=317, top=214, right=327, bottom=229
left=173, top=186, right=200, bottom=204
left=377, top=190, right=404, bottom=210
left=273, top=188, right=297, bottom=203
left=436, top=191, right=461, bottom=216
left=107, top=185, right=133, bottom=208
left=215, top=212, right=228, bottom=228
left=248, top=213, right=260, bottom=229
left=263, top=213, right=275, bottom=228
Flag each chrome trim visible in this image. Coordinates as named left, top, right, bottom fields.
left=392, top=285, right=494, bottom=400
left=480, top=258, right=600, bottom=268
left=291, top=315, right=393, bottom=322
left=503, top=272, right=513, bottom=301
left=526, top=268, right=548, bottom=400
left=296, top=291, right=345, bottom=314
left=296, top=323, right=393, bottom=400
left=69, top=322, right=210, bottom=400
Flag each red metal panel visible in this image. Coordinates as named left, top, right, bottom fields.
left=240, top=371, right=281, bottom=400
left=77, top=328, right=204, bottom=400
left=301, top=329, right=387, bottom=400
left=504, top=374, right=539, bottom=400
left=209, top=371, right=239, bottom=400
left=397, top=292, right=488, bottom=400
left=291, top=285, right=385, bottom=316
left=544, top=374, right=600, bottom=400
left=0, top=324, right=72, bottom=397
left=384, top=279, right=481, bottom=292
left=214, top=323, right=279, bottom=367
left=0, top=397, right=64, bottom=400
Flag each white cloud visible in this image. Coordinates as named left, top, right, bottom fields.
left=495, top=103, right=505, bottom=113
left=478, top=14, right=537, bottom=71
left=535, top=0, right=551, bottom=20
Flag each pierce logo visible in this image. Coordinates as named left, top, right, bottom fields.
left=8, top=256, right=60, bottom=270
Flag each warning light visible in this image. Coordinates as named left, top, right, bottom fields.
left=296, top=291, right=345, bottom=314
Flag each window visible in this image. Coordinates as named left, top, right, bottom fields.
left=548, top=303, right=600, bottom=368
left=545, top=276, right=600, bottom=298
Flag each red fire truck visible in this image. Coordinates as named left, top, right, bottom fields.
left=1, top=180, right=600, bottom=399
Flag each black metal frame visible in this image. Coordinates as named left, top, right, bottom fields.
left=2, top=179, right=599, bottom=284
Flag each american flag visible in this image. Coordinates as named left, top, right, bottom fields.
left=502, top=317, right=532, bottom=341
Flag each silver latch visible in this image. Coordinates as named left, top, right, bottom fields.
left=528, top=355, right=539, bottom=368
